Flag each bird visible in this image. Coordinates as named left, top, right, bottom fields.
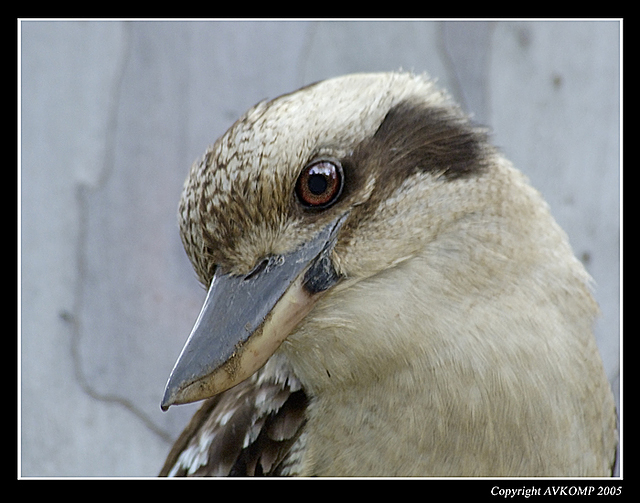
left=159, top=71, right=618, bottom=477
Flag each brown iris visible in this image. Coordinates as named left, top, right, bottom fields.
left=295, top=160, right=344, bottom=208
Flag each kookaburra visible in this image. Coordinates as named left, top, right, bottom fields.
left=159, top=72, right=617, bottom=477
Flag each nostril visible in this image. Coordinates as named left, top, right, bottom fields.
left=244, top=258, right=269, bottom=281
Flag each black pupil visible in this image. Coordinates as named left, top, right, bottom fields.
left=308, top=173, right=328, bottom=195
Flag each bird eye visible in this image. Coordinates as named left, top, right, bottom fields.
left=295, top=160, right=344, bottom=208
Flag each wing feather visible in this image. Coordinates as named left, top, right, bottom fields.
left=160, top=362, right=308, bottom=477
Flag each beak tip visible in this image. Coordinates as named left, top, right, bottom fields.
left=160, top=389, right=173, bottom=412
left=161, top=375, right=181, bottom=411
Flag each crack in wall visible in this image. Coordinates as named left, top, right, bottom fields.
left=295, top=21, right=320, bottom=87
left=437, top=21, right=495, bottom=127
left=68, top=22, right=174, bottom=445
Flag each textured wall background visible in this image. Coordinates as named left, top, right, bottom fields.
left=20, top=20, right=620, bottom=477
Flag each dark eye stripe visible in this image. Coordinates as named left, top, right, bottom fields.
left=295, top=160, right=344, bottom=208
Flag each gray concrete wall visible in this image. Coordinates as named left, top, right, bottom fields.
left=20, top=20, right=620, bottom=477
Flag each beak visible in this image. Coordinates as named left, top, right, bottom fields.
left=161, top=213, right=348, bottom=410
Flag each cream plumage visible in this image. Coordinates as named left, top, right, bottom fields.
left=160, top=72, right=617, bottom=477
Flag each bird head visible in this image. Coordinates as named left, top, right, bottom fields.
left=161, top=72, right=592, bottom=409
